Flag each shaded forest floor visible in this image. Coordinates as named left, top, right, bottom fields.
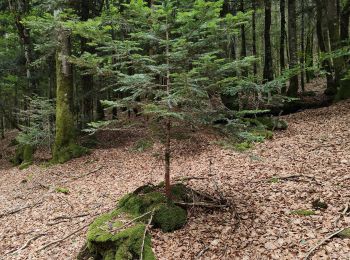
left=1, top=99, right=350, bottom=259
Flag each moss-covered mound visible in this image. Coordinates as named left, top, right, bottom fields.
left=81, top=184, right=189, bottom=260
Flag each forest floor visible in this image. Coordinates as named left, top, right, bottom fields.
left=1, top=97, right=350, bottom=259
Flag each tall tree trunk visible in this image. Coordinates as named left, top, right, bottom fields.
left=0, top=113, right=4, bottom=139
left=327, top=0, right=345, bottom=89
left=287, top=0, right=299, bottom=97
left=300, top=0, right=306, bottom=92
left=252, top=0, right=258, bottom=76
left=240, top=0, right=247, bottom=77
left=315, top=0, right=335, bottom=94
left=80, top=0, right=94, bottom=127
left=164, top=16, right=171, bottom=199
left=340, top=0, right=350, bottom=41
left=263, top=0, right=274, bottom=82
left=53, top=28, right=80, bottom=162
left=280, top=0, right=286, bottom=74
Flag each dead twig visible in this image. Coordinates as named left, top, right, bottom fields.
left=304, top=225, right=350, bottom=260
left=110, top=211, right=153, bottom=234
left=71, top=166, right=103, bottom=181
left=174, top=176, right=209, bottom=182
left=175, top=201, right=227, bottom=209
left=335, top=202, right=349, bottom=226
left=48, top=213, right=90, bottom=226
left=0, top=201, right=42, bottom=219
left=139, top=209, right=155, bottom=260
left=1, top=233, right=46, bottom=258
left=195, top=245, right=209, bottom=259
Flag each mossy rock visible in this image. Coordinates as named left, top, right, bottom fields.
left=338, top=228, right=350, bottom=238
left=153, top=203, right=187, bottom=232
left=290, top=209, right=316, bottom=216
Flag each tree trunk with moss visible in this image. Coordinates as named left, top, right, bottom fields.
left=53, top=28, right=86, bottom=163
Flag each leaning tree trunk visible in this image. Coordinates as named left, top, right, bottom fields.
left=263, top=0, right=274, bottom=82
left=53, top=28, right=84, bottom=163
left=287, top=0, right=299, bottom=97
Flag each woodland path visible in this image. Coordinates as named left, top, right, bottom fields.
left=0, top=100, right=350, bottom=260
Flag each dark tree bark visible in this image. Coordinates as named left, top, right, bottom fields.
left=280, top=0, right=286, bottom=74
left=263, top=0, right=274, bottom=82
left=340, top=0, right=350, bottom=41
left=315, top=0, right=335, bottom=94
left=300, top=0, right=306, bottom=92
left=287, top=0, right=299, bottom=97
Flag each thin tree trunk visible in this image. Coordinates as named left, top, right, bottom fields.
left=287, top=0, right=299, bottom=97
left=280, top=0, right=286, bottom=74
left=315, top=0, right=335, bottom=94
left=327, top=0, right=345, bottom=89
left=340, top=0, right=350, bottom=41
left=240, top=0, right=247, bottom=77
left=165, top=16, right=172, bottom=199
left=252, top=0, right=258, bottom=76
left=263, top=0, right=274, bottom=82
left=300, top=0, right=306, bottom=92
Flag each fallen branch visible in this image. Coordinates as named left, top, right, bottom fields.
left=2, top=233, right=46, bottom=258
left=304, top=225, right=350, bottom=260
left=110, top=211, right=153, bottom=234
left=36, top=221, right=92, bottom=252
left=174, top=176, right=209, bottom=182
left=71, top=166, right=103, bottom=181
left=36, top=210, right=108, bottom=252
left=0, top=201, right=42, bottom=219
left=175, top=201, right=227, bottom=209
left=335, top=202, right=349, bottom=225
left=48, top=213, right=89, bottom=226
left=140, top=209, right=155, bottom=260
left=195, top=245, right=209, bottom=259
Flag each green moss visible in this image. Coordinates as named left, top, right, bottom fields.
left=270, top=177, right=280, bottom=183
left=251, top=129, right=274, bottom=140
left=11, top=144, right=35, bottom=168
left=52, top=143, right=89, bottom=164
left=55, top=187, right=70, bottom=194
left=87, top=209, right=156, bottom=260
left=171, top=184, right=191, bottom=202
left=338, top=228, right=350, bottom=238
left=84, top=184, right=192, bottom=259
left=290, top=209, right=316, bottom=216
left=336, top=78, right=350, bottom=101
left=234, top=142, right=252, bottom=152
left=153, top=203, right=187, bottom=232
left=19, top=162, right=33, bottom=170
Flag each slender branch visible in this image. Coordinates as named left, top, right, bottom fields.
left=2, top=233, right=46, bottom=258
left=140, top=209, right=155, bottom=260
